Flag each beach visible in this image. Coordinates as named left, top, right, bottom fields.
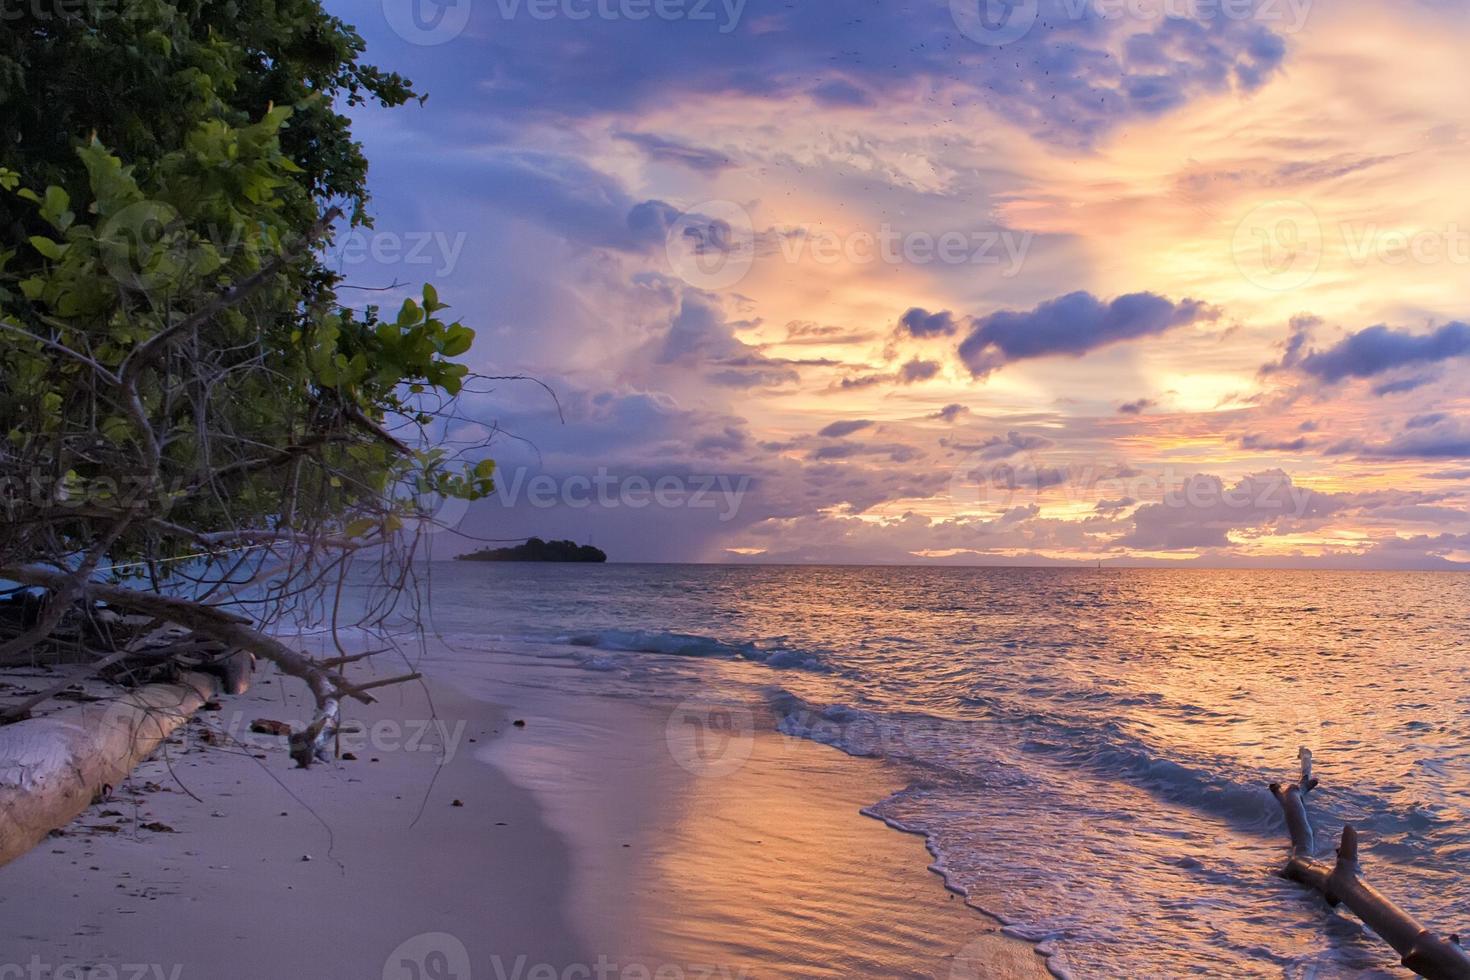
left=0, top=650, right=1049, bottom=980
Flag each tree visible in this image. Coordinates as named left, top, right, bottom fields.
left=0, top=1, right=494, bottom=765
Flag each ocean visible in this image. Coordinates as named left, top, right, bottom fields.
left=395, top=563, right=1470, bottom=978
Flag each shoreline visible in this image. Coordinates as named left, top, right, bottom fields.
left=0, top=666, right=589, bottom=978
left=435, top=648, right=1055, bottom=978
left=1, top=651, right=1051, bottom=979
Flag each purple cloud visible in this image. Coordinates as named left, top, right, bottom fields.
left=958, top=291, right=1216, bottom=378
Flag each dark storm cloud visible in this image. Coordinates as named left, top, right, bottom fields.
left=958, top=291, right=1216, bottom=378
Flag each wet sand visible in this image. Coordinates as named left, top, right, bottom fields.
left=1, top=654, right=1050, bottom=979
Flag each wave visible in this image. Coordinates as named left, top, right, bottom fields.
left=560, top=629, right=831, bottom=672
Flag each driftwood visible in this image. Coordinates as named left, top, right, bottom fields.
left=1270, top=749, right=1470, bottom=979
left=0, top=566, right=414, bottom=767
left=0, top=670, right=221, bottom=867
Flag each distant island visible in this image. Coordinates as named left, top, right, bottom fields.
left=456, top=538, right=608, bottom=563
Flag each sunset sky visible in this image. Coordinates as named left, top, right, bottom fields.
left=330, top=0, right=1470, bottom=566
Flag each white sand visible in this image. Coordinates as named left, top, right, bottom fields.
left=0, top=655, right=1050, bottom=979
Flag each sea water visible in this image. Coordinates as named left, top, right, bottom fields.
left=392, top=563, right=1470, bottom=978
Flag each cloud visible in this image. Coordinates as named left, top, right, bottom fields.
left=958, top=291, right=1216, bottom=378
left=1373, top=374, right=1439, bottom=397
left=655, top=293, right=812, bottom=389
left=809, top=442, right=922, bottom=463
left=898, top=358, right=941, bottom=384
left=818, top=419, right=875, bottom=438
left=436, top=0, right=1293, bottom=147
left=931, top=404, right=970, bottom=423
left=614, top=131, right=733, bottom=174
left=838, top=357, right=942, bottom=390
left=457, top=150, right=685, bottom=252
left=1119, top=398, right=1157, bottom=415
left=1118, top=470, right=1345, bottom=550
left=1325, top=417, right=1470, bottom=461
left=974, top=431, right=1054, bottom=459
left=897, top=308, right=961, bottom=339
left=1239, top=433, right=1312, bottom=452
left=1275, top=320, right=1470, bottom=388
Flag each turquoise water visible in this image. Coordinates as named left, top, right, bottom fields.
left=404, top=563, right=1470, bottom=978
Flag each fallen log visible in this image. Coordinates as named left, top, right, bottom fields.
left=1270, top=748, right=1470, bottom=979
left=0, top=566, right=407, bottom=768
left=0, top=671, right=219, bottom=868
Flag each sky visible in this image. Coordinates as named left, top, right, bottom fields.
left=327, top=0, right=1470, bottom=566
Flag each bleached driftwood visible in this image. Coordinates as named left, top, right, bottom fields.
left=0, top=566, right=413, bottom=767
left=0, top=671, right=219, bottom=867
left=1270, top=749, right=1470, bottom=979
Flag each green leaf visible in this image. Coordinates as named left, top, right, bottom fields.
left=344, top=518, right=377, bottom=539
left=441, top=323, right=474, bottom=357
left=28, top=236, right=68, bottom=260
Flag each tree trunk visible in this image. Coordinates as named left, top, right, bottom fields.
left=0, top=671, right=218, bottom=867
